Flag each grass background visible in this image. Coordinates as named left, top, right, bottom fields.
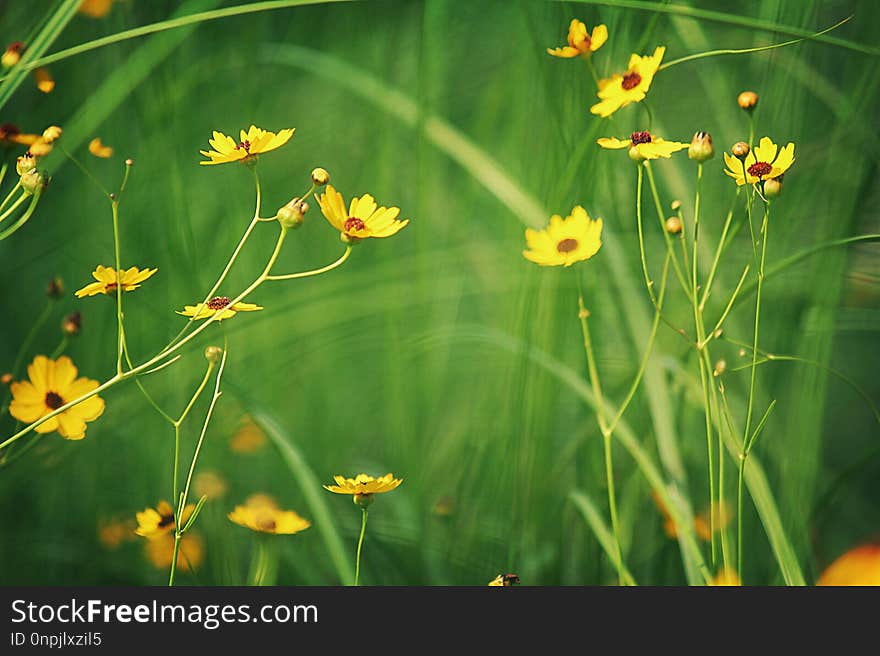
left=0, top=0, right=877, bottom=585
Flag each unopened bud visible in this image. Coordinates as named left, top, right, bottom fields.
left=0, top=373, right=12, bottom=386
left=670, top=200, right=682, bottom=211
left=311, top=167, right=330, bottom=186
left=20, top=168, right=47, bottom=194
left=204, top=346, right=223, bottom=364
left=689, top=131, right=714, bottom=162
left=732, top=142, right=750, bottom=160
left=738, top=348, right=747, bottom=358
left=665, top=216, right=682, bottom=234
left=46, top=276, right=64, bottom=299
left=16, top=153, right=36, bottom=175
left=125, top=158, right=134, bottom=167
left=713, top=359, right=727, bottom=377
left=62, top=311, right=82, bottom=336
left=628, top=145, right=646, bottom=162
left=763, top=176, right=783, bottom=199
left=737, top=91, right=759, bottom=111
left=353, top=493, right=374, bottom=508
left=277, top=197, right=308, bottom=229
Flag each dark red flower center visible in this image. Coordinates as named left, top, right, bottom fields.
left=630, top=131, right=652, bottom=145
left=235, top=139, right=251, bottom=153
left=257, top=517, right=277, bottom=531
left=557, top=238, right=579, bottom=253
left=747, top=161, right=772, bottom=178
left=572, top=32, right=591, bottom=49
left=621, top=72, right=642, bottom=90
left=157, top=513, right=175, bottom=529
left=344, top=217, right=366, bottom=232
left=44, top=391, right=64, bottom=410
left=207, top=296, right=231, bottom=310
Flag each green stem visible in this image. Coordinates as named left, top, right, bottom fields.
left=644, top=163, right=691, bottom=299
left=0, top=191, right=28, bottom=225
left=700, top=189, right=740, bottom=310
left=354, top=508, right=368, bottom=586
left=0, top=181, right=21, bottom=215
left=168, top=533, right=181, bottom=586
left=110, top=200, right=125, bottom=375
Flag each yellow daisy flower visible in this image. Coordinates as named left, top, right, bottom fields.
left=8, top=356, right=105, bottom=440
left=598, top=131, right=688, bottom=160
left=79, top=0, right=114, bottom=18
left=74, top=265, right=157, bottom=298
left=317, top=185, right=409, bottom=242
left=590, top=46, right=665, bottom=117
left=488, top=573, right=521, bottom=586
left=0, top=124, right=40, bottom=148
left=522, top=206, right=603, bottom=267
left=547, top=19, right=607, bottom=58
left=199, top=125, right=294, bottom=166
left=818, top=544, right=880, bottom=586
left=176, top=296, right=263, bottom=321
left=228, top=494, right=311, bottom=535
left=144, top=531, right=204, bottom=572
left=33, top=67, right=54, bottom=94
left=324, top=473, right=403, bottom=505
left=135, top=500, right=194, bottom=539
left=723, top=136, right=795, bottom=186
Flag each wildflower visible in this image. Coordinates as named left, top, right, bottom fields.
left=317, top=185, right=409, bottom=242
left=522, top=205, right=603, bottom=267
left=8, top=356, right=104, bottom=439
left=710, top=568, right=742, bottom=586
left=194, top=470, right=228, bottom=500
left=98, top=517, right=135, bottom=550
left=62, top=311, right=82, bottom=336
left=176, top=296, right=262, bottom=321
left=324, top=472, right=403, bottom=507
left=2, top=42, right=24, bottom=69
left=79, top=0, right=114, bottom=18
left=20, top=168, right=47, bottom=195
left=46, top=275, right=64, bottom=298
left=135, top=500, right=194, bottom=539
left=665, top=216, right=682, bottom=234
left=311, top=167, right=330, bottom=186
left=598, top=130, right=687, bottom=162
left=0, top=124, right=40, bottom=149
left=488, top=573, right=521, bottom=586
left=75, top=265, right=157, bottom=298
left=144, top=532, right=204, bottom=571
left=694, top=501, right=732, bottom=541
left=16, top=153, right=37, bottom=175
left=590, top=46, right=665, bottom=117
left=688, top=131, right=714, bottom=162
left=731, top=141, right=750, bottom=160
left=547, top=19, right=607, bottom=58
left=204, top=345, right=223, bottom=364
left=230, top=418, right=267, bottom=453
left=0, top=373, right=12, bottom=386
left=818, top=544, right=880, bottom=586
left=199, top=125, right=294, bottom=166
left=651, top=491, right=680, bottom=538
left=228, top=495, right=311, bottom=535
left=763, top=176, right=784, bottom=199
left=737, top=91, right=758, bottom=111
left=33, top=68, right=54, bottom=94
left=724, top=136, right=794, bottom=187
left=277, top=197, right=308, bottom=229
left=88, top=137, right=113, bottom=158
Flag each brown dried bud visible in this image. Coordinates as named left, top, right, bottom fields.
left=62, top=311, right=82, bottom=336
left=732, top=142, right=750, bottom=160
left=47, top=276, right=64, bottom=299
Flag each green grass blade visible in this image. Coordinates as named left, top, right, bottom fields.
left=570, top=490, right=637, bottom=585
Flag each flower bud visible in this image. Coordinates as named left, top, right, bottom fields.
left=762, top=176, right=783, bottom=199
left=2, top=42, right=24, bottom=69
left=46, top=276, right=64, bottom=299
left=737, top=91, right=759, bottom=111
left=732, top=142, right=750, bottom=160
left=688, top=131, right=714, bottom=162
left=16, top=153, right=36, bottom=175
left=125, top=158, right=134, bottom=167
left=204, top=346, right=223, bottom=364
left=670, top=200, right=682, bottom=211
left=311, top=167, right=330, bottom=186
left=277, top=197, right=308, bottom=229
left=0, top=373, right=12, bottom=386
left=20, top=168, right=47, bottom=194
left=628, top=145, right=646, bottom=162
left=353, top=493, right=374, bottom=508
left=41, top=125, right=62, bottom=143
left=62, top=311, right=82, bottom=336
left=713, top=359, right=727, bottom=377
left=665, top=216, right=682, bottom=234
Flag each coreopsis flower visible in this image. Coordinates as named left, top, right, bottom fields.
left=818, top=544, right=880, bottom=586
left=317, top=185, right=409, bottom=242
left=710, top=568, right=742, bottom=586
left=229, top=418, right=267, bottom=453
left=590, top=46, right=665, bottom=117
left=324, top=473, right=403, bottom=507
left=176, top=296, right=263, bottom=321
left=694, top=501, right=732, bottom=541
left=547, top=19, right=607, bottom=58
left=135, top=500, right=194, bottom=539
left=98, top=517, right=136, bottom=550
left=598, top=130, right=688, bottom=161
left=488, top=573, right=521, bottom=586
left=522, top=205, right=603, bottom=267
left=228, top=494, right=311, bottom=535
left=33, top=68, right=54, bottom=94
left=144, top=532, right=204, bottom=571
left=0, top=124, right=40, bottom=148
left=737, top=90, right=758, bottom=111
left=79, top=0, right=114, bottom=18
left=199, top=125, right=294, bottom=165
left=194, top=470, right=228, bottom=500
left=723, top=136, right=794, bottom=186
left=8, top=356, right=104, bottom=440
left=74, top=265, right=157, bottom=297
left=88, top=137, right=113, bottom=158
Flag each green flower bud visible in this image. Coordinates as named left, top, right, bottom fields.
left=277, top=197, right=308, bottom=229
left=689, top=131, right=714, bottom=162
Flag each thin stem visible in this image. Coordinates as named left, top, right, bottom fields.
left=354, top=508, right=368, bottom=586
left=168, top=534, right=181, bottom=586
left=702, top=265, right=750, bottom=344
left=172, top=362, right=216, bottom=507
left=644, top=163, right=691, bottom=299
left=700, top=190, right=740, bottom=310
left=0, top=191, right=28, bottom=225
left=0, top=189, right=41, bottom=240
left=0, top=181, right=21, bottom=215
left=266, top=245, right=351, bottom=281
left=49, top=336, right=69, bottom=359
left=110, top=201, right=124, bottom=375
left=635, top=166, right=657, bottom=306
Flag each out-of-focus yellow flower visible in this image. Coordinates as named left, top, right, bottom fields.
left=0, top=124, right=39, bottom=148
left=75, top=265, right=157, bottom=298
left=2, top=42, right=24, bottom=69
left=522, top=205, right=603, bottom=267
left=135, top=500, right=194, bottom=539
left=723, top=136, right=795, bottom=187
left=651, top=491, right=679, bottom=538
left=228, top=495, right=311, bottom=535
left=230, top=418, right=267, bottom=453
left=598, top=131, right=688, bottom=161
left=199, top=125, right=294, bottom=165
left=78, top=0, right=114, bottom=18
left=194, top=470, right=228, bottom=500
left=710, top=568, right=741, bottom=586
left=98, top=517, right=136, bottom=550
left=432, top=495, right=455, bottom=517
left=591, top=46, right=665, bottom=118
left=8, top=356, right=104, bottom=440
left=818, top=544, right=880, bottom=586
left=33, top=68, right=54, bottom=93
left=547, top=19, right=607, bottom=58
left=176, top=296, right=263, bottom=321
left=694, top=501, right=732, bottom=541
left=488, top=573, right=520, bottom=586
left=88, top=137, right=113, bottom=158
left=317, top=185, right=409, bottom=242
left=144, top=531, right=204, bottom=571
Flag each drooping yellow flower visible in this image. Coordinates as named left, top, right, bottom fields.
left=591, top=46, right=665, bottom=118
left=547, top=19, right=607, bottom=58
left=145, top=532, right=204, bottom=572
left=317, top=185, right=409, bottom=242
left=228, top=494, right=311, bottom=535
left=598, top=130, right=688, bottom=161
left=199, top=125, right=294, bottom=165
left=176, top=296, right=263, bottom=321
left=710, top=568, right=742, bottom=586
left=522, top=206, right=603, bottom=267
left=88, top=137, right=113, bottom=158
left=75, top=265, right=157, bottom=298
left=8, top=356, right=104, bottom=440
left=818, top=544, right=880, bottom=586
left=78, top=0, right=114, bottom=18
left=324, top=473, right=403, bottom=504
left=488, top=573, right=521, bottom=586
left=723, top=136, right=795, bottom=187
left=33, top=68, right=54, bottom=94
left=135, top=500, right=194, bottom=539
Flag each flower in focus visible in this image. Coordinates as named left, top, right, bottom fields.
left=88, top=137, right=113, bottom=158
left=488, top=573, right=521, bottom=586
left=98, top=517, right=136, bottom=550
left=176, top=296, right=263, bottom=321
left=230, top=417, right=267, bottom=453
left=817, top=544, right=880, bottom=586
left=591, top=46, right=665, bottom=117
left=79, top=0, right=114, bottom=18
left=598, top=130, right=687, bottom=161
left=317, top=185, right=409, bottom=242
left=135, top=500, right=194, bottom=539
left=522, top=205, right=603, bottom=267
left=75, top=265, right=157, bottom=298
left=199, top=125, right=294, bottom=165
left=547, top=19, right=607, bottom=58
left=723, top=136, right=794, bottom=186
left=710, top=568, right=742, bottom=586
left=33, top=68, right=54, bottom=94
left=144, top=532, right=204, bottom=572
left=228, top=495, right=311, bottom=535
left=194, top=470, right=229, bottom=500
left=8, top=356, right=105, bottom=440
left=324, top=473, right=403, bottom=507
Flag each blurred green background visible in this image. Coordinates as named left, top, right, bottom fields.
left=0, top=0, right=878, bottom=585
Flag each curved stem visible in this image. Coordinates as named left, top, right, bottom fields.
left=354, top=508, right=368, bottom=586
left=266, top=245, right=351, bottom=280
left=111, top=201, right=125, bottom=375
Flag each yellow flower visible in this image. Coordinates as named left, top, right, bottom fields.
left=8, top=356, right=104, bottom=440
left=591, top=46, right=665, bottom=117
left=33, top=68, right=54, bottom=94
left=98, top=517, right=136, bottom=550
left=194, top=470, right=228, bottom=500
left=324, top=473, right=403, bottom=503
left=710, top=568, right=741, bottom=586
left=317, top=185, right=409, bottom=242
left=199, top=125, right=294, bottom=165
left=228, top=494, right=311, bottom=535
left=2, top=42, right=24, bottom=69
left=488, top=573, right=521, bottom=586
left=135, top=500, right=194, bottom=539
left=145, top=532, right=204, bottom=572
left=818, top=544, right=880, bottom=586
left=79, top=0, right=114, bottom=18
left=176, top=296, right=263, bottom=321
left=75, top=265, right=157, bottom=298
left=88, top=137, right=113, bottom=158
left=229, top=417, right=267, bottom=453
left=0, top=124, right=40, bottom=148
left=547, top=19, right=607, bottom=58
left=598, top=131, right=687, bottom=161
left=522, top=206, right=603, bottom=267
left=694, top=501, right=732, bottom=541
left=723, top=136, right=795, bottom=186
